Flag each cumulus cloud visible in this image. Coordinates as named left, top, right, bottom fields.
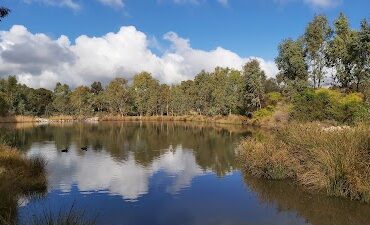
left=0, top=25, right=278, bottom=89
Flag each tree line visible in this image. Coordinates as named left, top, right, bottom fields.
left=0, top=64, right=277, bottom=117
left=276, top=13, right=370, bottom=91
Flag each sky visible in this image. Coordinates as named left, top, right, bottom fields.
left=0, top=0, right=369, bottom=89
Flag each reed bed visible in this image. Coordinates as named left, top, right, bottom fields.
left=238, top=123, right=370, bottom=202
left=100, top=115, right=246, bottom=125
left=0, top=145, right=47, bottom=224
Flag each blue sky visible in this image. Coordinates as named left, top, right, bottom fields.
left=0, top=0, right=369, bottom=88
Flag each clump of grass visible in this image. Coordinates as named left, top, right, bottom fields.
left=0, top=116, right=37, bottom=123
left=27, top=203, right=97, bottom=225
left=0, top=145, right=47, bottom=224
left=238, top=123, right=370, bottom=202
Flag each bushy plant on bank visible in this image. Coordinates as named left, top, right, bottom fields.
left=238, top=123, right=370, bottom=203
left=291, top=88, right=368, bottom=124
left=0, top=145, right=47, bottom=224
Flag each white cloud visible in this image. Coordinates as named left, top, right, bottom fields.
left=97, top=0, right=124, bottom=7
left=161, top=0, right=228, bottom=6
left=24, top=0, right=81, bottom=10
left=274, top=0, right=341, bottom=8
left=217, top=0, right=228, bottom=6
left=24, top=0, right=126, bottom=9
left=0, top=25, right=278, bottom=89
left=304, top=0, right=341, bottom=7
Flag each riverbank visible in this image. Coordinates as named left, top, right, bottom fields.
left=0, top=115, right=248, bottom=125
left=0, top=145, right=47, bottom=224
left=238, top=122, right=370, bottom=203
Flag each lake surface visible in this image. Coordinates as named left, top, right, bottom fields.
left=1, top=122, right=370, bottom=225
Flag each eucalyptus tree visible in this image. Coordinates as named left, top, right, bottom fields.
left=326, top=13, right=357, bottom=89
left=276, top=39, right=308, bottom=82
left=304, top=15, right=332, bottom=88
left=243, top=60, right=265, bottom=112
left=226, top=69, right=244, bottom=115
left=105, top=78, right=131, bottom=116
left=210, top=67, right=229, bottom=115
left=351, top=19, right=370, bottom=91
left=70, top=86, right=92, bottom=116
left=52, top=82, right=72, bottom=115
left=131, top=72, right=159, bottom=116
left=194, top=71, right=213, bottom=115
left=158, top=84, right=170, bottom=116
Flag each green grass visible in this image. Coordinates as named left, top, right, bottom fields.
left=238, top=123, right=370, bottom=203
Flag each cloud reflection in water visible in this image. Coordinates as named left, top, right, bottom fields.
left=27, top=143, right=205, bottom=201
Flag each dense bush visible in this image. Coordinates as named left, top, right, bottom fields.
left=291, top=89, right=368, bottom=124
left=238, top=123, right=370, bottom=202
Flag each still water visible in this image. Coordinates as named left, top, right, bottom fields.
left=2, top=122, right=370, bottom=225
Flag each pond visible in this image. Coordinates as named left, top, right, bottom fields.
left=1, top=122, right=370, bottom=225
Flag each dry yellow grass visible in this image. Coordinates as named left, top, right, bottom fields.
left=0, top=116, right=37, bottom=123
left=0, top=145, right=47, bottom=224
left=0, top=114, right=247, bottom=125
left=238, top=123, right=370, bottom=202
left=100, top=115, right=247, bottom=125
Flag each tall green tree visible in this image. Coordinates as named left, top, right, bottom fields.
left=243, top=60, right=265, bottom=112
left=194, top=71, right=213, bottom=115
left=304, top=15, right=332, bottom=88
left=70, top=86, right=92, bottom=115
left=210, top=67, right=229, bottom=115
left=52, top=82, right=71, bottom=115
left=327, top=13, right=357, bottom=89
left=276, top=39, right=308, bottom=82
left=105, top=78, right=131, bottom=116
left=27, top=88, right=53, bottom=116
left=226, top=69, right=244, bottom=115
left=90, top=81, right=103, bottom=95
left=158, top=84, right=170, bottom=116
left=351, top=19, right=370, bottom=91
left=132, top=72, right=159, bottom=116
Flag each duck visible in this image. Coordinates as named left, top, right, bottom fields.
left=61, top=148, right=69, bottom=153
left=81, top=146, right=88, bottom=151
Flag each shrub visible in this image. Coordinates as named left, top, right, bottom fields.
left=238, top=123, right=370, bottom=202
left=0, top=145, right=47, bottom=224
left=266, top=92, right=283, bottom=106
left=253, top=106, right=276, bottom=119
left=291, top=88, right=368, bottom=124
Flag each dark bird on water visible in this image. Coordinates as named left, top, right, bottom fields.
left=61, top=148, right=69, bottom=153
left=81, top=146, right=88, bottom=151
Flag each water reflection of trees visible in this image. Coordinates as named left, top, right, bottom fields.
left=243, top=174, right=370, bottom=225
left=0, top=122, right=250, bottom=176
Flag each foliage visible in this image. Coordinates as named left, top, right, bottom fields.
left=238, top=123, right=370, bottom=202
left=275, top=39, right=308, bottom=81
left=105, top=78, right=131, bottom=116
left=0, top=145, right=47, bottom=224
left=266, top=92, right=283, bottom=106
left=291, top=88, right=368, bottom=124
left=326, top=13, right=354, bottom=88
left=243, top=60, right=265, bottom=112
left=304, top=14, right=331, bottom=88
